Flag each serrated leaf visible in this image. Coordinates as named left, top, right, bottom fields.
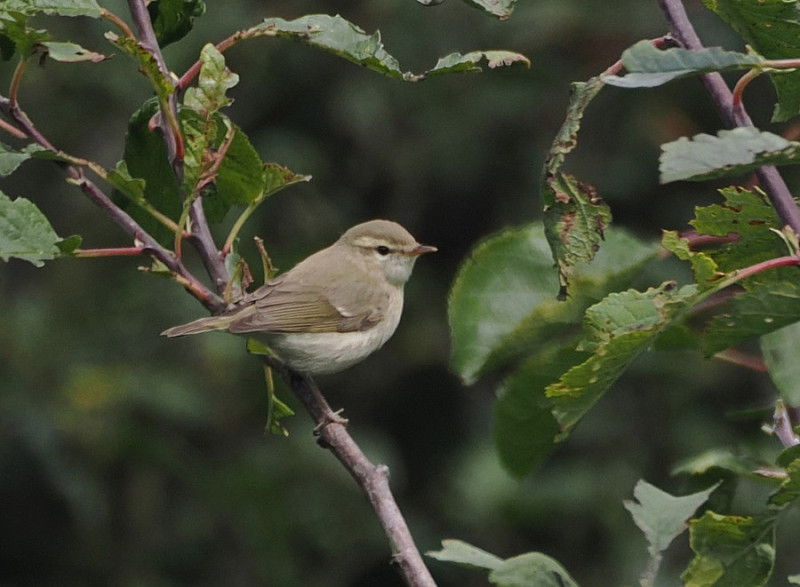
left=262, top=163, right=311, bottom=197
left=0, top=190, right=61, bottom=266
left=546, top=283, right=695, bottom=435
left=660, top=128, right=798, bottom=184
left=662, top=230, right=721, bottom=287
left=1, top=0, right=102, bottom=18
left=624, top=480, right=719, bottom=555
left=184, top=43, right=239, bottom=116
left=148, top=0, right=206, bottom=47
left=682, top=512, right=776, bottom=587
left=762, top=322, right=800, bottom=406
left=493, top=346, right=584, bottom=477
left=702, top=0, right=800, bottom=122
left=0, top=142, right=46, bottom=176
left=426, top=539, right=503, bottom=571
left=459, top=0, right=516, bottom=20
left=247, top=14, right=527, bottom=81
left=488, top=552, right=578, bottom=587
left=604, top=41, right=764, bottom=89
left=39, top=41, right=106, bottom=62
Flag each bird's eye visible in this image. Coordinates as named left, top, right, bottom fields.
left=376, top=245, right=390, bottom=256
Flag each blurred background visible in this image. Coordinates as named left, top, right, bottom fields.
left=1, top=0, right=798, bottom=585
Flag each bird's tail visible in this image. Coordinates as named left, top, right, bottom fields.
left=161, top=314, right=234, bottom=337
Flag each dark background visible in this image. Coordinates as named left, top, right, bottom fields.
left=1, top=1, right=797, bottom=585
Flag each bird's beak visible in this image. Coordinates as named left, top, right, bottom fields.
left=409, top=244, right=437, bottom=256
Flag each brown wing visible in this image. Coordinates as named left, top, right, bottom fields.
left=227, top=268, right=385, bottom=334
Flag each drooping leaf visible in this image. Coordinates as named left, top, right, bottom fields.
left=546, top=282, right=696, bottom=435
left=702, top=0, right=800, bottom=122
left=39, top=41, right=106, bottom=62
left=148, top=0, right=206, bottom=47
left=0, top=142, right=46, bottom=176
left=0, top=190, right=61, bottom=266
left=604, top=40, right=764, bottom=89
left=426, top=539, right=503, bottom=571
left=682, top=512, right=776, bottom=587
left=624, top=480, right=719, bottom=555
left=542, top=172, right=611, bottom=294
left=762, top=322, right=800, bottom=406
left=660, top=128, right=797, bottom=184
left=488, top=553, right=578, bottom=587
left=542, top=75, right=611, bottom=291
left=183, top=43, right=239, bottom=116
left=448, top=222, right=657, bottom=384
left=246, top=15, right=528, bottom=81
left=214, top=122, right=266, bottom=206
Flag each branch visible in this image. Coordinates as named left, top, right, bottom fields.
left=260, top=356, right=436, bottom=587
left=126, top=0, right=183, bottom=176
left=657, top=0, right=800, bottom=236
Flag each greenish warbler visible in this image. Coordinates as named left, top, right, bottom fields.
left=162, top=220, right=436, bottom=375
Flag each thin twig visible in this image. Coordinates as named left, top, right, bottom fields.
left=657, top=0, right=800, bottom=235
left=259, top=356, right=437, bottom=587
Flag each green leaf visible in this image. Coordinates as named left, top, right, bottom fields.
left=488, top=553, right=578, bottom=587
left=546, top=282, right=696, bottom=435
left=253, top=14, right=404, bottom=79
left=262, top=163, right=311, bottom=198
left=148, top=0, right=206, bottom=47
left=427, top=539, right=503, bottom=571
left=247, top=15, right=528, bottom=81
left=0, top=190, right=61, bottom=266
left=426, top=50, right=530, bottom=78
left=682, top=512, right=776, bottom=587
left=624, top=480, right=719, bottom=555
left=119, top=99, right=181, bottom=245
left=448, top=223, right=657, bottom=384
left=56, top=234, right=82, bottom=255
left=104, top=32, right=174, bottom=104
left=184, top=43, right=239, bottom=116
left=215, top=122, right=265, bottom=206
left=672, top=449, right=759, bottom=477
left=1, top=0, right=102, bottom=18
left=493, top=346, right=584, bottom=477
left=762, top=322, right=800, bottom=406
left=0, top=142, right=46, bottom=176
left=769, top=457, right=800, bottom=507
left=542, top=172, right=611, bottom=293
left=660, top=128, right=797, bottom=184
left=702, top=0, right=800, bottom=122
left=541, top=74, right=611, bottom=291
left=604, top=40, right=764, bottom=89
left=107, top=161, right=146, bottom=203
left=39, top=41, right=106, bottom=62
left=458, top=0, right=516, bottom=20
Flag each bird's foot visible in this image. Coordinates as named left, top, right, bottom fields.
left=314, top=409, right=348, bottom=435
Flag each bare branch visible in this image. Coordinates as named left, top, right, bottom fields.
left=260, top=356, right=437, bottom=587
left=657, top=0, right=800, bottom=235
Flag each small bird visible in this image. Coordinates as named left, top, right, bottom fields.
left=162, top=219, right=436, bottom=375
